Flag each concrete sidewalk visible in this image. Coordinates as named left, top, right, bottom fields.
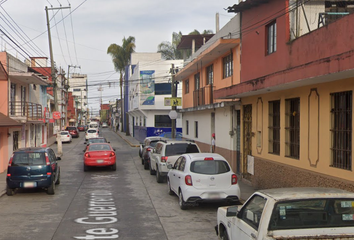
left=0, top=130, right=257, bottom=203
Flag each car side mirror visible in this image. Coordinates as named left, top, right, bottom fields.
left=84, top=142, right=87, bottom=144
left=108, top=141, right=110, bottom=143
left=56, top=157, right=61, bottom=161
left=167, top=164, right=172, bottom=169
left=226, top=206, right=239, bottom=217
left=113, top=149, right=116, bottom=151
left=83, top=150, right=86, bottom=152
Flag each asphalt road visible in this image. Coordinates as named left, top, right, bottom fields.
left=0, top=128, right=220, bottom=240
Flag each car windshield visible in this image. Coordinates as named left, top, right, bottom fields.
left=12, top=152, right=46, bottom=166
left=268, top=198, right=354, bottom=230
left=88, top=129, right=97, bottom=133
left=190, top=160, right=230, bottom=174
left=89, top=138, right=106, bottom=143
left=150, top=140, right=160, bottom=147
left=67, top=127, right=76, bottom=130
left=89, top=144, right=111, bottom=151
left=165, top=144, right=199, bottom=156
left=61, top=132, right=69, bottom=135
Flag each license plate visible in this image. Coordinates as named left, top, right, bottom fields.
left=209, top=193, right=220, bottom=199
left=96, top=160, right=104, bottom=163
left=23, top=182, right=36, bottom=188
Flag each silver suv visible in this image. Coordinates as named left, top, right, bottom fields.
left=150, top=140, right=200, bottom=183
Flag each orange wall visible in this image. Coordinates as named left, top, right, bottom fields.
left=182, top=45, right=240, bottom=108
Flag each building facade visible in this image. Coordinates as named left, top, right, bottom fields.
left=215, top=0, right=354, bottom=190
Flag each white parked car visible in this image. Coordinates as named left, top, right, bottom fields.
left=85, top=128, right=99, bottom=140
left=60, top=131, right=72, bottom=143
left=102, top=122, right=108, bottom=128
left=150, top=140, right=200, bottom=183
left=167, top=153, right=240, bottom=210
left=216, top=187, right=354, bottom=240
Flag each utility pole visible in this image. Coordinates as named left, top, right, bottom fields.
left=171, top=64, right=176, bottom=139
left=65, top=64, right=80, bottom=127
left=46, top=6, right=69, bottom=156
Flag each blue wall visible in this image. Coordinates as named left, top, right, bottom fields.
left=134, top=126, right=182, bottom=143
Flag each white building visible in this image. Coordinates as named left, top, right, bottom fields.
left=69, top=74, right=88, bottom=125
left=127, top=53, right=183, bottom=142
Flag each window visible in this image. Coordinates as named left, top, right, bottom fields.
left=165, top=144, right=199, bottom=156
left=185, top=79, right=189, bottom=94
left=155, top=115, right=171, bottom=128
left=240, top=195, right=267, bottom=230
left=331, top=91, right=352, bottom=170
left=194, top=73, right=200, bottom=90
left=195, top=121, right=198, bottom=138
left=186, top=120, right=189, bottom=135
left=269, top=100, right=280, bottom=155
left=190, top=160, right=230, bottom=174
left=267, top=21, right=277, bottom=54
left=285, top=98, right=300, bottom=159
left=206, top=64, right=213, bottom=85
left=155, top=83, right=171, bottom=95
left=223, top=54, right=233, bottom=78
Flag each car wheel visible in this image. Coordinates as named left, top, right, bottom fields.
left=55, top=170, right=61, bottom=185
left=84, top=164, right=89, bottom=172
left=6, top=185, right=14, bottom=196
left=111, top=163, right=117, bottom=171
left=47, top=178, right=55, bottom=195
left=221, top=227, right=230, bottom=240
left=167, top=179, right=174, bottom=196
left=178, top=191, right=187, bottom=210
left=156, top=166, right=163, bottom=183
left=144, top=159, right=149, bottom=170
left=149, top=162, right=156, bottom=175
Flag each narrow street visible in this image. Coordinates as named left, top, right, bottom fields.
left=0, top=128, right=219, bottom=240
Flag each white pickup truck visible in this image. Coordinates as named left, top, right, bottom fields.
left=216, top=187, right=354, bottom=240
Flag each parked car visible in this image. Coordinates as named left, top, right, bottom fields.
left=89, top=122, right=99, bottom=129
left=83, top=143, right=116, bottom=171
left=85, top=128, right=99, bottom=140
left=65, top=126, right=79, bottom=138
left=60, top=131, right=72, bottom=143
left=6, top=147, right=61, bottom=196
left=158, top=132, right=183, bottom=139
left=215, top=187, right=354, bottom=240
left=77, top=125, right=85, bottom=132
left=102, top=122, right=108, bottom=128
left=83, top=137, right=109, bottom=152
left=167, top=153, right=240, bottom=210
left=139, top=136, right=165, bottom=170
left=150, top=139, right=200, bottom=183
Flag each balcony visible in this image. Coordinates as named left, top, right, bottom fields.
left=9, top=101, right=43, bottom=122
left=193, top=85, right=214, bottom=107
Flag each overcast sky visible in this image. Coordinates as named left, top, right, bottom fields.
left=1, top=0, right=237, bottom=115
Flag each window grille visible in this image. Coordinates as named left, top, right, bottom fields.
left=285, top=98, right=300, bottom=159
left=269, top=100, right=280, bottom=155
left=330, top=91, right=352, bottom=170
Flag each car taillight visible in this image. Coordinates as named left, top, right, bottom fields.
left=185, top=175, right=193, bottom=186
left=161, top=156, right=168, bottom=162
left=204, top=157, right=214, bottom=160
left=45, top=153, right=50, bottom=166
left=85, top=152, right=90, bottom=157
left=67, top=135, right=70, bottom=137
left=110, top=151, right=115, bottom=157
left=8, top=156, right=13, bottom=166
left=231, top=174, right=237, bottom=185
left=7, top=173, right=11, bottom=177
left=147, top=148, right=151, bottom=152
left=47, top=172, right=52, bottom=176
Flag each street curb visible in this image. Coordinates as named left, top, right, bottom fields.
left=115, top=131, right=139, bottom=148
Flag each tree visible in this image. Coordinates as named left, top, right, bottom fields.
left=107, top=36, right=136, bottom=133
left=157, top=30, right=213, bottom=60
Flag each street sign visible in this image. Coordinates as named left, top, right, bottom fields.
left=53, top=111, right=61, bottom=119
left=164, top=97, right=181, bottom=106
left=169, top=110, right=178, bottom=119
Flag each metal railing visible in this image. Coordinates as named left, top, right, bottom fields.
left=9, top=101, right=43, bottom=121
left=193, top=85, right=214, bottom=107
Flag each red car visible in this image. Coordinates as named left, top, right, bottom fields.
left=83, top=143, right=116, bottom=171
left=77, top=125, right=85, bottom=132
left=66, top=126, right=79, bottom=138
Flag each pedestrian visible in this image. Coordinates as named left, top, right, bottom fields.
left=211, top=133, right=216, bottom=153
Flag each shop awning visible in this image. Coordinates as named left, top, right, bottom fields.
left=0, top=112, right=22, bottom=127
